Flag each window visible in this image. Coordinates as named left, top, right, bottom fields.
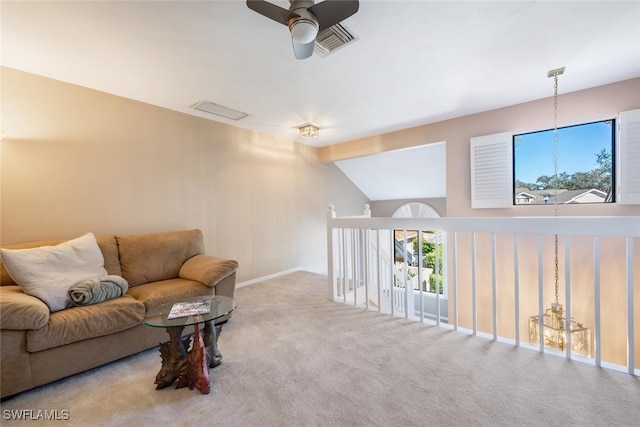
left=470, top=108, right=640, bottom=208
left=513, top=120, right=615, bottom=205
left=391, top=203, right=445, bottom=295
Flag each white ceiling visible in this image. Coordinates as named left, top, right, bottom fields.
left=335, top=142, right=446, bottom=199
left=2, top=1, right=639, bottom=149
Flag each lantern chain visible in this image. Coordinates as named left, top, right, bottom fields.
left=552, top=71, right=560, bottom=304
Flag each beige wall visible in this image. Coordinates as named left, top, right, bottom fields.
left=0, top=67, right=369, bottom=281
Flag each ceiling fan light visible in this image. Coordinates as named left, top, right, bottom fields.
left=289, top=18, right=318, bottom=44
left=299, top=124, right=319, bottom=138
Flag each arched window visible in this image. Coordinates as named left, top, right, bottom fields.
left=392, top=202, right=440, bottom=218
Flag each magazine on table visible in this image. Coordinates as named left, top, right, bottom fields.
left=167, top=298, right=211, bottom=319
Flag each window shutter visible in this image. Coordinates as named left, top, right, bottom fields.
left=470, top=132, right=513, bottom=209
left=617, top=109, right=640, bottom=205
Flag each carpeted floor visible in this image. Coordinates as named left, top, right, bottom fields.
left=1, top=271, right=639, bottom=426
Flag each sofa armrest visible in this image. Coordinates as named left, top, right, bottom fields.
left=179, top=255, right=238, bottom=290
left=0, top=286, right=49, bottom=330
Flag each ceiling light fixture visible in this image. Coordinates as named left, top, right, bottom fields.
left=299, top=124, right=319, bottom=138
left=289, top=18, right=319, bottom=44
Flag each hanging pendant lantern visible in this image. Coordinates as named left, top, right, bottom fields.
left=527, top=68, right=592, bottom=358
left=528, top=302, right=592, bottom=357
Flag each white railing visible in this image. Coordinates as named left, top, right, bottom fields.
left=327, top=205, right=640, bottom=376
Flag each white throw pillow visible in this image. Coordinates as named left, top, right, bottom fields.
left=0, top=233, right=108, bottom=312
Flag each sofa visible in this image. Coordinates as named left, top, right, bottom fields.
left=0, top=229, right=238, bottom=399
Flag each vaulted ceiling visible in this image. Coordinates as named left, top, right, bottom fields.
left=3, top=1, right=639, bottom=149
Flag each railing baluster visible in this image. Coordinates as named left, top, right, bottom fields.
left=327, top=206, right=336, bottom=301
left=352, top=229, right=357, bottom=306
left=453, top=231, right=458, bottom=331
left=472, top=232, right=477, bottom=336
left=514, top=233, right=520, bottom=346
left=336, top=228, right=341, bottom=300
left=342, top=228, right=347, bottom=304
left=435, top=230, right=441, bottom=326
left=356, top=229, right=360, bottom=306
left=403, top=230, right=409, bottom=319
left=390, top=230, right=394, bottom=317
left=491, top=232, right=497, bottom=341
left=626, top=237, right=635, bottom=375
left=377, top=230, right=381, bottom=314
left=418, top=230, right=424, bottom=323
left=364, top=229, right=369, bottom=311
left=402, top=230, right=409, bottom=319
left=594, top=237, right=601, bottom=367
left=565, top=235, right=572, bottom=360
left=538, top=234, right=544, bottom=353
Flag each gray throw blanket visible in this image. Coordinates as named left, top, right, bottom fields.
left=69, top=275, right=129, bottom=306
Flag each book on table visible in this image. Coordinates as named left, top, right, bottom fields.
left=167, top=299, right=212, bottom=319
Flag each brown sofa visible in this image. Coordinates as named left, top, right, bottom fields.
left=0, top=229, right=238, bottom=399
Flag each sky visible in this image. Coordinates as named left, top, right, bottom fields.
left=514, top=121, right=613, bottom=185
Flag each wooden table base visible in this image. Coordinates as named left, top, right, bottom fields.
left=154, top=321, right=223, bottom=394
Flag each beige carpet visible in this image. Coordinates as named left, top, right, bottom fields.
left=2, top=271, right=639, bottom=426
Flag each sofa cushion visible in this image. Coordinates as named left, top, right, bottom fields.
left=26, top=295, right=145, bottom=353
left=0, top=234, right=121, bottom=287
left=0, top=286, right=50, bottom=330
left=96, top=235, right=122, bottom=277
left=0, top=233, right=108, bottom=312
left=116, top=229, right=205, bottom=286
left=126, top=278, right=211, bottom=311
left=179, top=255, right=239, bottom=288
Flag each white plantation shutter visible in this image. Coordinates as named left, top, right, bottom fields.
left=470, top=132, right=513, bottom=208
left=617, top=109, right=640, bottom=205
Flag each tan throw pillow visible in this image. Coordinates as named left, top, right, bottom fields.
left=0, top=233, right=108, bottom=312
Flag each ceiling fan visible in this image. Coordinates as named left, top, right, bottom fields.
left=247, top=0, right=359, bottom=60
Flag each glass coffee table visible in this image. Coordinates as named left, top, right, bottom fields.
left=143, top=295, right=237, bottom=394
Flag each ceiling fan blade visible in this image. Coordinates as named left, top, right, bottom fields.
left=309, top=0, right=359, bottom=31
left=292, top=38, right=315, bottom=60
left=246, top=0, right=298, bottom=26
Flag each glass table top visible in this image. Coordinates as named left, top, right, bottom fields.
left=143, top=295, right=237, bottom=328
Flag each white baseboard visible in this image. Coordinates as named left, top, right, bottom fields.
left=236, top=267, right=302, bottom=288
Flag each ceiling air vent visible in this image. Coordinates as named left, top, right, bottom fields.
left=314, top=23, right=357, bottom=57
left=190, top=101, right=248, bottom=121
